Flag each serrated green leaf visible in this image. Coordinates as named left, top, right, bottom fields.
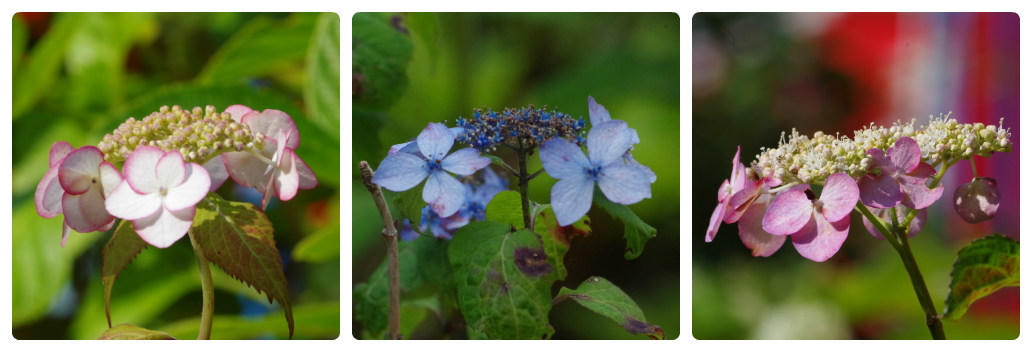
left=592, top=188, right=656, bottom=260
left=942, top=234, right=1020, bottom=320
left=485, top=190, right=524, bottom=228
left=449, top=221, right=553, bottom=339
left=191, top=193, right=293, bottom=338
left=304, top=12, right=341, bottom=139
left=102, top=220, right=149, bottom=328
left=534, top=206, right=590, bottom=283
left=353, top=241, right=424, bottom=339
left=197, top=13, right=317, bottom=84
left=352, top=12, right=413, bottom=109
left=98, top=324, right=176, bottom=340
left=556, top=276, right=664, bottom=339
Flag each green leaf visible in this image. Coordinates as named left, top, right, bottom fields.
left=292, top=226, right=340, bottom=262
left=449, top=221, right=554, bottom=339
left=304, top=12, right=341, bottom=139
left=13, top=13, right=80, bottom=118
left=157, top=302, right=339, bottom=340
left=592, top=188, right=657, bottom=260
left=485, top=190, right=524, bottom=228
left=102, top=220, right=149, bottom=328
left=12, top=14, right=28, bottom=73
left=352, top=12, right=413, bottom=109
left=353, top=240, right=424, bottom=338
left=533, top=206, right=590, bottom=283
left=197, top=13, right=317, bottom=84
left=485, top=154, right=510, bottom=169
left=191, top=193, right=293, bottom=338
left=556, top=276, right=664, bottom=339
left=72, top=268, right=199, bottom=339
left=65, top=13, right=153, bottom=112
left=942, top=234, right=1020, bottom=320
left=98, top=324, right=176, bottom=340
left=412, top=236, right=454, bottom=291
left=391, top=182, right=425, bottom=227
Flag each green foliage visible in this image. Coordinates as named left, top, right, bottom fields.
left=352, top=12, right=414, bottom=109
left=592, top=188, right=657, bottom=260
left=556, top=276, right=664, bottom=339
left=292, top=226, right=340, bottom=262
left=534, top=206, right=590, bottom=283
left=13, top=13, right=79, bottom=118
left=485, top=190, right=524, bottom=228
left=353, top=240, right=425, bottom=339
left=304, top=12, right=341, bottom=139
left=942, top=234, right=1020, bottom=320
left=156, top=302, right=340, bottom=339
left=98, top=324, right=176, bottom=340
left=392, top=182, right=426, bottom=228
left=197, top=13, right=317, bottom=84
left=449, top=221, right=554, bottom=339
left=102, top=221, right=149, bottom=328
left=191, top=193, right=293, bottom=338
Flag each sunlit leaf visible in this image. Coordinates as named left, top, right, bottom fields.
left=942, top=234, right=1019, bottom=320
left=485, top=190, right=524, bottom=229
left=13, top=13, right=80, bottom=118
left=98, top=324, right=176, bottom=340
left=292, top=226, right=340, bottom=262
left=556, top=276, right=664, bottom=339
left=102, top=220, right=149, bottom=328
left=449, top=221, right=553, bottom=339
left=304, top=12, right=340, bottom=139
left=156, top=302, right=340, bottom=339
left=534, top=206, right=590, bottom=283
left=191, top=193, right=293, bottom=338
left=592, top=188, right=656, bottom=260
left=197, top=13, right=317, bottom=84
left=65, top=13, right=154, bottom=112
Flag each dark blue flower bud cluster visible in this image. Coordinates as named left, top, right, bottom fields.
left=455, top=105, right=586, bottom=152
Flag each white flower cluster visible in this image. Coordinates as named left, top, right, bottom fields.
left=750, top=113, right=1012, bottom=186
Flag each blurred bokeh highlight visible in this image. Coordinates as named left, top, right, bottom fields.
left=693, top=13, right=1018, bottom=339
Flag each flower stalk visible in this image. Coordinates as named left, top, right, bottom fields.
left=516, top=141, right=533, bottom=229
left=189, top=231, right=214, bottom=340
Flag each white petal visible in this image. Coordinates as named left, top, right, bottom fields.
left=223, top=148, right=273, bottom=191
left=441, top=148, right=490, bottom=176
left=98, top=162, right=124, bottom=198
left=133, top=207, right=195, bottom=249
left=371, top=152, right=429, bottom=192
left=155, top=151, right=186, bottom=189
left=416, top=123, right=455, bottom=161
left=224, top=104, right=253, bottom=122
left=104, top=181, right=162, bottom=220
left=551, top=175, right=595, bottom=226
left=540, top=139, right=590, bottom=179
left=62, top=188, right=115, bottom=233
left=423, top=171, right=465, bottom=217
left=274, top=149, right=300, bottom=202
left=202, top=157, right=229, bottom=192
left=598, top=164, right=651, bottom=205
left=35, top=167, right=64, bottom=218
left=165, top=163, right=211, bottom=211
left=123, top=146, right=165, bottom=194
left=58, top=147, right=104, bottom=195
left=587, top=120, right=633, bottom=167
left=295, top=153, right=317, bottom=190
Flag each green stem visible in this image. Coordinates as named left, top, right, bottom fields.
left=516, top=141, right=532, bottom=229
left=895, top=225, right=947, bottom=339
left=969, top=158, right=978, bottom=179
left=189, top=231, right=214, bottom=340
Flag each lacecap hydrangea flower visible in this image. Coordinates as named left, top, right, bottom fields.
left=762, top=173, right=858, bottom=262
left=35, top=142, right=124, bottom=246
left=858, top=137, right=942, bottom=209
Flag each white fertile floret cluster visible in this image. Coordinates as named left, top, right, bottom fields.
left=750, top=113, right=1011, bottom=186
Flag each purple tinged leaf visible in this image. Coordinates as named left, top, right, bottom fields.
left=761, top=188, right=813, bottom=235
left=587, top=120, right=633, bottom=167
left=370, top=152, right=428, bottom=192
left=552, top=176, right=595, bottom=226
left=953, top=177, right=1001, bottom=223
left=416, top=122, right=454, bottom=161
left=790, top=212, right=850, bottom=262
left=513, top=247, right=552, bottom=277
left=423, top=170, right=465, bottom=217
left=819, top=172, right=859, bottom=222
left=737, top=193, right=785, bottom=257
left=887, top=136, right=921, bottom=174
left=441, top=148, right=490, bottom=175
left=598, top=164, right=651, bottom=205
left=540, top=139, right=590, bottom=179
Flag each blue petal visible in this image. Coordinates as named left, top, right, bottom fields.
left=371, top=152, right=428, bottom=192
left=441, top=148, right=490, bottom=175
left=416, top=123, right=455, bottom=161
left=388, top=140, right=420, bottom=156
left=587, top=120, right=633, bottom=167
left=540, top=139, right=590, bottom=179
left=588, top=96, right=612, bottom=126
left=598, top=164, right=651, bottom=205
left=551, top=175, right=594, bottom=226
left=423, top=171, right=466, bottom=217
left=622, top=152, right=656, bottom=183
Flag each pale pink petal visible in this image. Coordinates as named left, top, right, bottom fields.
left=222, top=149, right=271, bottom=191
left=858, top=174, right=902, bottom=209
left=898, top=175, right=943, bottom=209
left=201, top=157, right=228, bottom=192
left=165, top=163, right=211, bottom=212
left=416, top=123, right=455, bottom=161
left=819, top=172, right=859, bottom=222
left=423, top=171, right=465, bottom=217
left=716, top=179, right=731, bottom=202
left=241, top=109, right=299, bottom=149
left=886, top=137, right=920, bottom=173
left=761, top=188, right=813, bottom=235
left=49, top=141, right=73, bottom=167
left=729, top=147, right=744, bottom=191
left=441, top=148, right=490, bottom=176
left=224, top=104, right=253, bottom=122
left=551, top=175, right=595, bottom=226
left=791, top=211, right=849, bottom=262
left=294, top=153, right=317, bottom=190
left=588, top=96, right=612, bottom=126
left=98, top=162, right=123, bottom=198
left=104, top=181, right=162, bottom=220
left=953, top=177, right=1001, bottom=223
left=35, top=167, right=64, bottom=218
left=866, top=148, right=891, bottom=171
left=273, top=150, right=300, bottom=202
left=725, top=180, right=761, bottom=223
left=705, top=202, right=727, bottom=243
left=57, top=147, right=104, bottom=195
left=123, top=146, right=165, bottom=194
left=133, top=207, right=195, bottom=249
left=908, top=162, right=936, bottom=179
left=540, top=139, right=591, bottom=179
left=62, top=188, right=115, bottom=233
left=155, top=151, right=187, bottom=189
left=737, top=194, right=785, bottom=257
left=587, top=120, right=633, bottom=167
left=598, top=164, right=651, bottom=205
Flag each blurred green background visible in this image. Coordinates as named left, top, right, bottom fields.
left=692, top=13, right=1018, bottom=339
left=351, top=13, right=679, bottom=339
left=11, top=12, right=340, bottom=339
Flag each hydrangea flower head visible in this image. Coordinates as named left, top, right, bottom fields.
left=104, top=146, right=210, bottom=248
left=222, top=107, right=317, bottom=210
left=736, top=193, right=785, bottom=257
left=858, top=137, right=943, bottom=209
left=455, top=104, right=586, bottom=151
left=372, top=122, right=491, bottom=217
left=588, top=96, right=656, bottom=183
left=861, top=204, right=927, bottom=240
left=36, top=142, right=124, bottom=246
left=761, top=172, right=858, bottom=262
left=953, top=177, right=1001, bottom=223
left=540, top=120, right=652, bottom=226
left=457, top=167, right=507, bottom=222
left=706, top=146, right=746, bottom=242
